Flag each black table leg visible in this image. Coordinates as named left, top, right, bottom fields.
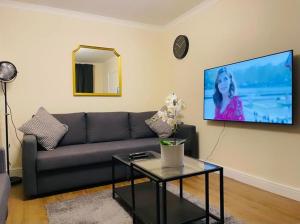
left=220, top=168, right=224, bottom=224
left=205, top=173, right=209, bottom=224
left=131, top=164, right=136, bottom=224
left=112, top=157, right=115, bottom=199
left=162, top=182, right=167, bottom=224
left=156, top=182, right=161, bottom=224
left=179, top=178, right=183, bottom=198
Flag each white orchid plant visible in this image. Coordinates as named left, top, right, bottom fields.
left=158, top=93, right=186, bottom=146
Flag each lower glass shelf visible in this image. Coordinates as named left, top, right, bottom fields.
left=114, top=182, right=206, bottom=224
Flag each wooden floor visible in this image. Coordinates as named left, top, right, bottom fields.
left=7, top=175, right=300, bottom=224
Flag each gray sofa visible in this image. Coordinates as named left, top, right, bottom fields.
left=0, top=149, right=10, bottom=224
left=22, top=111, right=198, bottom=198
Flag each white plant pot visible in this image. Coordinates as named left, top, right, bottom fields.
left=160, top=143, right=184, bottom=168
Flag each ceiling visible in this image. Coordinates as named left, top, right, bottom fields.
left=12, top=0, right=206, bottom=25
left=75, top=48, right=115, bottom=63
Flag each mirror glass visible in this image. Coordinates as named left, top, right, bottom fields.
left=73, top=45, right=121, bottom=96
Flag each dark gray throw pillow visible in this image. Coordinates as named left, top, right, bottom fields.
left=19, top=107, right=68, bottom=150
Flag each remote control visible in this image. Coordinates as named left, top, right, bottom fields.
left=129, top=152, right=149, bottom=159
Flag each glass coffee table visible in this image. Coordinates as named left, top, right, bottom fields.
left=112, top=151, right=224, bottom=224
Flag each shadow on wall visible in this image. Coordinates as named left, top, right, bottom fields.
left=206, top=54, right=300, bottom=134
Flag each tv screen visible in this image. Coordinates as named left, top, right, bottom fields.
left=204, top=50, right=293, bottom=124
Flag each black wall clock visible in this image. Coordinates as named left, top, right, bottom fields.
left=173, top=35, right=189, bottom=59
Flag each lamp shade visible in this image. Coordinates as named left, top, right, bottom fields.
left=0, top=61, right=17, bottom=82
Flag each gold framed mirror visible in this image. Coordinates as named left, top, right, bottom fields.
left=72, top=45, right=122, bottom=96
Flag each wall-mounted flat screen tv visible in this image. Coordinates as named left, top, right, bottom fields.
left=203, top=50, right=293, bottom=124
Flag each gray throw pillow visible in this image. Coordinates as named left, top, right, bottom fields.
left=145, top=107, right=173, bottom=138
left=19, top=107, right=68, bottom=150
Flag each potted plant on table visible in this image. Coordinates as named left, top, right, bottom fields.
left=158, top=93, right=186, bottom=168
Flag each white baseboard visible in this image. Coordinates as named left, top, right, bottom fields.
left=208, top=162, right=300, bottom=202
left=8, top=164, right=300, bottom=202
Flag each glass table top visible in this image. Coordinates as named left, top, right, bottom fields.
left=113, top=151, right=221, bottom=181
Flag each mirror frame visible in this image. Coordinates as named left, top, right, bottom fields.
left=72, top=45, right=122, bottom=96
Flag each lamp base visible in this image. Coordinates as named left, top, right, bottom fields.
left=10, top=176, right=22, bottom=185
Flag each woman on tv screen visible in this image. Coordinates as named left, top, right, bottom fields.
left=204, top=50, right=293, bottom=124
left=213, top=67, right=245, bottom=121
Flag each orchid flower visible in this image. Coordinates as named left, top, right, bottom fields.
left=158, top=93, right=186, bottom=144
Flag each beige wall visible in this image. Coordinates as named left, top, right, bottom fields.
left=1, top=0, right=300, bottom=190
left=164, top=0, right=300, bottom=188
left=0, top=5, right=170, bottom=169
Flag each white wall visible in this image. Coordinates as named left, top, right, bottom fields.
left=104, top=56, right=119, bottom=93
left=164, top=0, right=300, bottom=188
left=93, top=62, right=105, bottom=92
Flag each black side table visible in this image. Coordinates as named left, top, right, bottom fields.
left=112, top=151, right=224, bottom=224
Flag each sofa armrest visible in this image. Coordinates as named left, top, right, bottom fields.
left=22, top=134, right=38, bottom=198
left=176, top=124, right=199, bottom=159
left=0, top=148, right=6, bottom=173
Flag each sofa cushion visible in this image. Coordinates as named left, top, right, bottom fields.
left=19, top=107, right=68, bottom=150
left=0, top=173, right=10, bottom=224
left=145, top=107, right=173, bottom=138
left=53, top=113, right=86, bottom=146
left=37, top=138, right=160, bottom=172
left=86, top=112, right=130, bottom=143
left=129, top=111, right=157, bottom=139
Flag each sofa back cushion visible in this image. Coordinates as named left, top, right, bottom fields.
left=86, top=112, right=130, bottom=143
left=129, top=111, right=157, bottom=139
left=53, top=112, right=86, bottom=146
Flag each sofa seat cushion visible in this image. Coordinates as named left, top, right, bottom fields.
left=86, top=112, right=130, bottom=143
left=0, top=173, right=10, bottom=224
left=53, top=112, right=86, bottom=146
left=37, top=138, right=160, bottom=172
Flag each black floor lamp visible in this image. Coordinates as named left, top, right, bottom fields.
left=0, top=61, right=22, bottom=185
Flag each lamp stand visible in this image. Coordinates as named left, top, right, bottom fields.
left=4, top=83, right=22, bottom=185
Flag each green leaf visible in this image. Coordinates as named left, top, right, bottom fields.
left=160, top=140, right=173, bottom=146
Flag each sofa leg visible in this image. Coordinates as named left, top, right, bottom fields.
left=6, top=208, right=8, bottom=221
